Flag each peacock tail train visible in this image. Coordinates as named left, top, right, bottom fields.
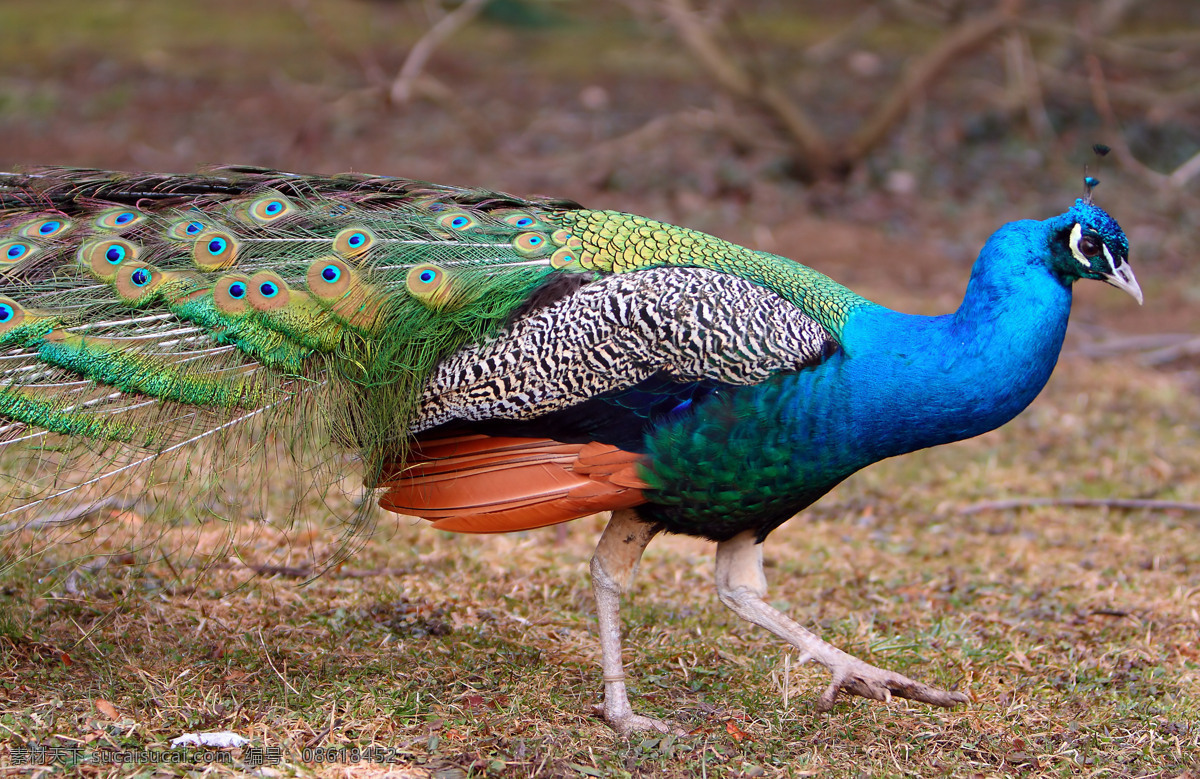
left=0, top=166, right=865, bottom=563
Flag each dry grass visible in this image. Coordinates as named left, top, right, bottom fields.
left=2, top=357, right=1198, bottom=778
left=1, top=2, right=1199, bottom=776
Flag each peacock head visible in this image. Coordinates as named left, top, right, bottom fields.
left=1049, top=199, right=1141, bottom=304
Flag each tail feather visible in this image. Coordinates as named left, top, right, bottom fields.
left=378, top=434, right=647, bottom=533
left=1, top=166, right=861, bottom=557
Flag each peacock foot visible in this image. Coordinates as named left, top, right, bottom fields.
left=715, top=531, right=969, bottom=714
left=815, top=653, right=968, bottom=712
left=592, top=703, right=685, bottom=736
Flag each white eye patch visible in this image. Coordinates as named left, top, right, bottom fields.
left=1068, top=223, right=1091, bottom=268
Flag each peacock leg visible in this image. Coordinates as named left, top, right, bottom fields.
left=715, top=530, right=969, bottom=712
left=589, top=508, right=681, bottom=735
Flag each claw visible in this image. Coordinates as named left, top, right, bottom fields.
left=592, top=704, right=684, bottom=736
left=816, top=657, right=968, bottom=712
left=716, top=531, right=970, bottom=715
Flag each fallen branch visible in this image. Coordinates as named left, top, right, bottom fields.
left=660, top=0, right=831, bottom=165
left=960, top=497, right=1200, bottom=516
left=0, top=496, right=147, bottom=535
left=1075, top=332, right=1198, bottom=360
left=1083, top=43, right=1167, bottom=188
left=658, top=0, right=1021, bottom=179
left=237, top=562, right=412, bottom=580
left=846, top=0, right=1022, bottom=161
left=390, top=0, right=490, bottom=106
left=1142, top=335, right=1200, bottom=366
left=288, top=0, right=388, bottom=86
left=1036, top=63, right=1200, bottom=120
left=1168, top=150, right=1200, bottom=190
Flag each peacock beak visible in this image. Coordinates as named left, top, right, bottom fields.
left=1104, top=256, right=1143, bottom=305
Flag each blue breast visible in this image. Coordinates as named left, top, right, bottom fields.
left=640, top=219, right=1076, bottom=541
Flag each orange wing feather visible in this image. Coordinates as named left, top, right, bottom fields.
left=378, top=435, right=648, bottom=533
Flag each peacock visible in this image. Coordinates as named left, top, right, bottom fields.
left=0, top=166, right=1140, bottom=734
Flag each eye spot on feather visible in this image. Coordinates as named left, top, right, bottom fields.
left=248, top=271, right=290, bottom=310
left=513, top=232, right=552, bottom=257
left=0, top=297, right=24, bottom=334
left=437, top=212, right=480, bottom=231
left=213, top=275, right=251, bottom=314
left=549, top=246, right=578, bottom=268
left=1, top=240, right=33, bottom=264
left=501, top=212, right=537, bottom=229
left=167, top=219, right=208, bottom=241
left=19, top=217, right=72, bottom=239
left=406, top=263, right=455, bottom=307
left=79, top=238, right=139, bottom=280
left=114, top=263, right=166, bottom=301
left=94, top=208, right=145, bottom=231
left=192, top=231, right=239, bottom=271
left=245, top=194, right=296, bottom=224
left=307, top=256, right=354, bottom=300
left=333, top=227, right=375, bottom=257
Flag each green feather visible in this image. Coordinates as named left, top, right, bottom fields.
left=0, top=166, right=869, bottom=560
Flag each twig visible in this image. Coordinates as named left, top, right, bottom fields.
left=1168, top=150, right=1200, bottom=190
left=1084, top=47, right=1167, bottom=187
left=1022, top=20, right=1190, bottom=71
left=660, top=0, right=831, bottom=164
left=1035, top=63, right=1200, bottom=118
left=0, top=496, right=146, bottom=535
left=1142, top=336, right=1200, bottom=366
left=1075, top=333, right=1198, bottom=360
left=288, top=0, right=388, bottom=86
left=258, top=627, right=300, bottom=696
left=1004, top=30, right=1052, bottom=140
left=803, top=8, right=882, bottom=66
left=960, top=497, right=1200, bottom=516
left=242, top=563, right=411, bottom=580
left=846, top=0, right=1022, bottom=161
left=660, top=0, right=1021, bottom=178
left=390, top=0, right=489, bottom=106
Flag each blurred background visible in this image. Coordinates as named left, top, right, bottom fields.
left=1, top=6, right=1198, bottom=769
left=0, top=0, right=1196, bottom=355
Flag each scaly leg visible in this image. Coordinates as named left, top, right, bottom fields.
left=589, top=508, right=682, bottom=735
left=715, top=530, right=968, bottom=711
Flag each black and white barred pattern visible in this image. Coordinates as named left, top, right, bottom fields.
left=412, top=268, right=835, bottom=431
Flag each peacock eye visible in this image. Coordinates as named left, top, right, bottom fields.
left=1078, top=234, right=1101, bottom=259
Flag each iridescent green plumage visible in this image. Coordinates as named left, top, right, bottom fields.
left=0, top=167, right=866, bottom=551
left=552, top=210, right=868, bottom=337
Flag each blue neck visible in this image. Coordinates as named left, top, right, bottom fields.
left=818, top=219, right=1074, bottom=465
left=640, top=219, right=1079, bottom=540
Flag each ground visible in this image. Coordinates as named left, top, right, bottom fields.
left=1, top=2, right=1198, bottom=776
